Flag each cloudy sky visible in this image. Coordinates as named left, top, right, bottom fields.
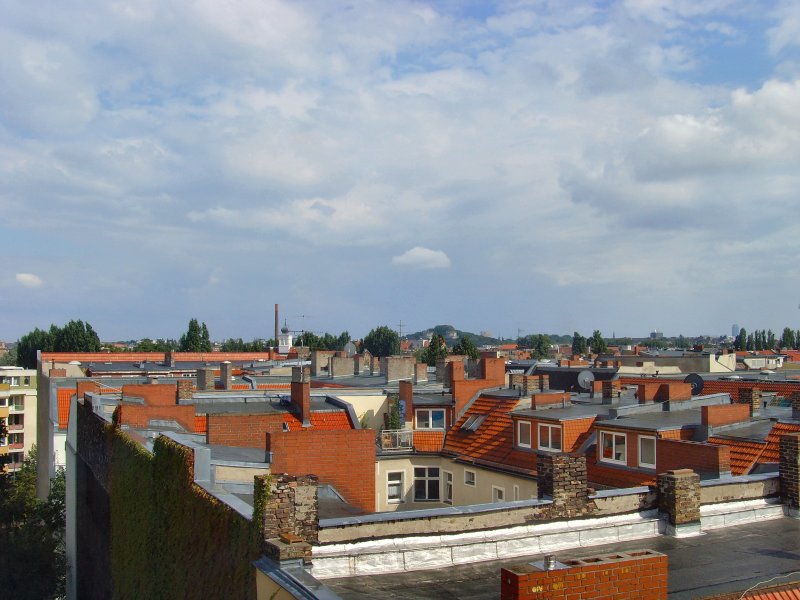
left=2, top=0, right=800, bottom=342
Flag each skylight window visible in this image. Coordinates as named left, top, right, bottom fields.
left=460, top=414, right=486, bottom=431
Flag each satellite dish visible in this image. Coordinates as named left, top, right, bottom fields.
left=344, top=341, right=357, bottom=357
left=684, top=373, right=704, bottom=395
left=577, top=370, right=595, bottom=391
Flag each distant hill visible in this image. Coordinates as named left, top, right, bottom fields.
left=405, top=325, right=502, bottom=347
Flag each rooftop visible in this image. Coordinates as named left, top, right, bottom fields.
left=324, top=517, right=800, bottom=599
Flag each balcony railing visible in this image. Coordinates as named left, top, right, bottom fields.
left=7, top=423, right=23, bottom=432
left=378, top=429, right=414, bottom=452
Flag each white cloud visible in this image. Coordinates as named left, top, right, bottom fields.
left=391, top=247, right=451, bottom=270
left=15, top=273, right=43, bottom=288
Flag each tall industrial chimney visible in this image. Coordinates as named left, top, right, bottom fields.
left=274, top=304, right=279, bottom=348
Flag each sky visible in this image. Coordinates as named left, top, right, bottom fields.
left=2, top=0, right=800, bottom=342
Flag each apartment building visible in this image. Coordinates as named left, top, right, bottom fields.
left=0, top=366, right=37, bottom=473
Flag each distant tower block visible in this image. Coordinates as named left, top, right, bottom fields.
left=732, top=324, right=740, bottom=337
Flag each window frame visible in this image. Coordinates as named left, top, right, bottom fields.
left=638, top=435, right=656, bottom=469
left=387, top=471, right=404, bottom=503
left=464, top=469, right=476, bottom=487
left=415, top=408, right=446, bottom=430
left=517, top=420, right=532, bottom=449
left=444, top=470, right=453, bottom=504
left=513, top=485, right=520, bottom=501
left=537, top=423, right=563, bottom=451
left=492, top=486, right=505, bottom=502
left=599, top=431, right=627, bottom=465
left=413, top=466, right=441, bottom=502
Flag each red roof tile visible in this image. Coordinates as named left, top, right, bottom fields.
left=57, top=388, right=74, bottom=430
left=413, top=430, right=445, bottom=452
left=761, top=421, right=800, bottom=463
left=443, top=395, right=537, bottom=475
left=707, top=437, right=765, bottom=475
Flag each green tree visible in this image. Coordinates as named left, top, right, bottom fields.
left=571, top=332, right=588, bottom=356
left=0, top=346, right=18, bottom=367
left=0, top=446, right=66, bottom=599
left=746, top=333, right=754, bottom=351
left=421, top=333, right=449, bottom=366
left=520, top=334, right=552, bottom=359
left=134, top=338, right=179, bottom=352
left=179, top=319, right=212, bottom=352
left=767, top=329, right=775, bottom=350
left=16, top=328, right=54, bottom=369
left=589, top=330, right=608, bottom=354
left=362, top=325, right=400, bottom=357
left=676, top=335, right=687, bottom=349
left=452, top=336, right=479, bottom=360
left=53, top=320, right=101, bottom=353
left=779, top=327, right=795, bottom=350
left=735, top=327, right=747, bottom=351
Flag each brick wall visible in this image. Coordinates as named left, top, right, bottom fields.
left=531, top=392, right=570, bottom=409
left=701, top=403, right=750, bottom=427
left=656, top=439, right=730, bottom=478
left=452, top=358, right=507, bottom=415
left=500, top=549, right=668, bottom=600
left=207, top=413, right=293, bottom=447
left=637, top=381, right=692, bottom=403
left=116, top=404, right=196, bottom=432
left=266, top=429, right=376, bottom=512
left=121, top=383, right=177, bottom=406
left=780, top=432, right=800, bottom=511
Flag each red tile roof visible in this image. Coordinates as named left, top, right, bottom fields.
left=309, top=411, right=353, bottom=430
left=761, top=421, right=800, bottom=463
left=57, top=388, right=74, bottom=430
left=707, top=437, right=765, bottom=475
left=413, top=430, right=445, bottom=452
left=443, top=395, right=537, bottom=475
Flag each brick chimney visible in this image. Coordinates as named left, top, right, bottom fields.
left=739, top=388, right=762, bottom=418
left=792, top=392, right=800, bottom=421
left=197, top=367, right=215, bottom=391
left=165, top=351, right=176, bottom=368
left=399, top=380, right=413, bottom=428
left=220, top=361, right=233, bottom=390
left=291, top=367, right=311, bottom=427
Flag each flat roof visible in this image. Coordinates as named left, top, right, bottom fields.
left=324, top=517, right=800, bottom=599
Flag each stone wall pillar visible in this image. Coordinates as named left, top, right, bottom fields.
left=739, top=388, right=762, bottom=417
left=197, top=367, right=215, bottom=391
left=255, top=474, right=319, bottom=564
left=176, top=380, right=193, bottom=401
left=780, top=432, right=800, bottom=518
left=657, top=469, right=701, bottom=536
left=414, top=362, right=428, bottom=383
left=791, top=393, right=800, bottom=421
left=220, top=361, right=233, bottom=390
left=536, top=452, right=591, bottom=518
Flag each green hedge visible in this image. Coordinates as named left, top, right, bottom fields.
left=108, top=429, right=260, bottom=600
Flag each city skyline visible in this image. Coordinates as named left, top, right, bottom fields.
left=2, top=1, right=800, bottom=341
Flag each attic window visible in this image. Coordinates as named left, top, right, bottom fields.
left=460, top=414, right=486, bottom=432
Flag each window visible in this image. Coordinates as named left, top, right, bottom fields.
left=416, top=409, right=445, bottom=429
left=600, top=431, right=627, bottom=464
left=464, top=469, right=476, bottom=486
left=414, top=467, right=440, bottom=501
left=492, top=486, right=505, bottom=502
left=513, top=485, right=520, bottom=501
left=444, top=471, right=453, bottom=504
left=23, top=376, right=31, bottom=386
left=517, top=421, right=531, bottom=449
left=11, top=396, right=24, bottom=411
left=639, top=436, right=656, bottom=468
left=387, top=471, right=404, bottom=503
left=538, top=424, right=562, bottom=451
left=460, top=414, right=486, bottom=431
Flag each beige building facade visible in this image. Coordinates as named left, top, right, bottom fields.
left=0, top=367, right=37, bottom=472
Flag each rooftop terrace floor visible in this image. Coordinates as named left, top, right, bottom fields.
left=325, top=517, right=800, bottom=599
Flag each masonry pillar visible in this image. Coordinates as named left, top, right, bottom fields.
left=791, top=393, right=800, bottom=421
left=739, top=388, right=762, bottom=417
left=414, top=362, right=428, bottom=383
left=536, top=452, right=591, bottom=518
left=780, top=432, right=800, bottom=519
left=176, top=380, right=193, bottom=402
left=254, top=474, right=319, bottom=565
left=220, top=361, right=233, bottom=390
left=657, top=469, right=701, bottom=536
left=197, top=367, right=215, bottom=391
left=291, top=367, right=311, bottom=427
left=399, top=380, right=413, bottom=428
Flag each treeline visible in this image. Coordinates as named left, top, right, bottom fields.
left=16, top=320, right=100, bottom=368
left=735, top=327, right=800, bottom=351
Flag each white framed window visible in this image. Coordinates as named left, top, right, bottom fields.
left=517, top=420, right=531, bottom=449
left=638, top=436, right=656, bottom=468
left=387, top=471, right=404, bottom=503
left=538, top=423, right=562, bottom=451
left=444, top=471, right=453, bottom=504
left=414, top=467, right=440, bottom=501
left=416, top=408, right=446, bottom=429
left=600, top=431, right=627, bottom=464
left=464, top=469, right=476, bottom=486
left=492, top=486, right=505, bottom=502
left=513, top=485, right=520, bottom=501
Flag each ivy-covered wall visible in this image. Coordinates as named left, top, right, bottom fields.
left=77, top=400, right=262, bottom=600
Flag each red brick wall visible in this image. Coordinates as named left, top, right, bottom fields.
left=531, top=392, right=570, bottom=409
left=500, top=549, right=667, bottom=599
left=453, top=358, right=506, bottom=414
left=266, top=429, right=376, bottom=512
left=121, top=383, right=177, bottom=406
left=701, top=403, right=750, bottom=427
left=207, top=413, right=294, bottom=447
left=117, top=404, right=196, bottom=432
left=656, top=438, right=730, bottom=477
left=637, top=381, right=692, bottom=403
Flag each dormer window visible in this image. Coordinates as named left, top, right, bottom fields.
left=517, top=420, right=531, bottom=448
left=538, top=423, right=562, bottom=451
left=416, top=408, right=445, bottom=429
